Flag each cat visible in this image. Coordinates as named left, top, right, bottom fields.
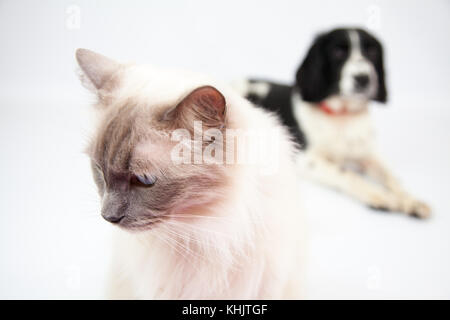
left=76, top=48, right=305, bottom=299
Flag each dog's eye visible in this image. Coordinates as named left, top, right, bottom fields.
left=332, top=45, right=348, bottom=59
left=364, top=44, right=379, bottom=59
left=132, top=174, right=157, bottom=187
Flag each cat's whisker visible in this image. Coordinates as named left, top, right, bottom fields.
left=161, top=222, right=228, bottom=255
left=167, top=215, right=238, bottom=231
left=161, top=224, right=243, bottom=274
left=156, top=226, right=206, bottom=263
left=160, top=223, right=207, bottom=249
left=168, top=214, right=238, bottom=222
left=161, top=231, right=203, bottom=261
left=164, top=220, right=234, bottom=240
left=161, top=222, right=222, bottom=250
left=159, top=223, right=192, bottom=242
left=152, top=231, right=188, bottom=260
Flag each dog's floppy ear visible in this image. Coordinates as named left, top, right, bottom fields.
left=373, top=47, right=387, bottom=103
left=296, top=34, right=330, bottom=102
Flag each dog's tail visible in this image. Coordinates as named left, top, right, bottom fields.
left=230, top=78, right=271, bottom=105
left=230, top=78, right=251, bottom=97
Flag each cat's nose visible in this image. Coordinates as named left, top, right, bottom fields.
left=102, top=212, right=125, bottom=223
left=101, top=194, right=127, bottom=224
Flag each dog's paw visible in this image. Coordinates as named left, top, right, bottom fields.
left=405, top=199, right=431, bottom=219
left=396, top=194, right=431, bottom=219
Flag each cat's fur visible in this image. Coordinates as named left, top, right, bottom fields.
left=76, top=49, right=305, bottom=299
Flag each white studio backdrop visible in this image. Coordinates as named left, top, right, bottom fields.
left=0, top=0, right=449, bottom=299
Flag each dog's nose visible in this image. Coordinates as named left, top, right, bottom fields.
left=354, top=74, right=370, bottom=89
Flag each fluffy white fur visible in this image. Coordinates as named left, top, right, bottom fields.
left=292, top=91, right=374, bottom=161
left=77, top=49, right=305, bottom=299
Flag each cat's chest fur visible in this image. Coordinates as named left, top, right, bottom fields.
left=295, top=102, right=375, bottom=161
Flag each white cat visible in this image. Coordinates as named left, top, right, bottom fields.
left=76, top=48, right=305, bottom=299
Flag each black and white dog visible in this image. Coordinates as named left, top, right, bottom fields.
left=236, top=28, right=430, bottom=218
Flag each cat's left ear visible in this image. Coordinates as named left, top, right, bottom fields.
left=165, top=86, right=227, bottom=129
left=76, top=48, right=121, bottom=94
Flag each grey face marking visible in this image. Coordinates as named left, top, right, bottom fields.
left=89, top=97, right=228, bottom=231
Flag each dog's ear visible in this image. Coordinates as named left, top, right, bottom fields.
left=373, top=46, right=387, bottom=103
left=296, top=34, right=330, bottom=102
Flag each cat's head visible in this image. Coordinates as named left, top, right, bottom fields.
left=76, top=49, right=230, bottom=231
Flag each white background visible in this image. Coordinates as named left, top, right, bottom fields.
left=0, top=0, right=449, bottom=299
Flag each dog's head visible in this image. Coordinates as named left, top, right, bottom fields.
left=296, top=28, right=387, bottom=104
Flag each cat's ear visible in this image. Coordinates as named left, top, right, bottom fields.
left=76, top=48, right=121, bottom=93
left=165, top=86, right=226, bottom=129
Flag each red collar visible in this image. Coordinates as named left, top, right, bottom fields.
left=318, top=102, right=350, bottom=116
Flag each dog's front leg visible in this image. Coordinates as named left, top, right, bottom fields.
left=362, top=156, right=431, bottom=218
left=298, top=152, right=404, bottom=212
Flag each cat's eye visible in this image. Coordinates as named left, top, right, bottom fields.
left=131, top=174, right=157, bottom=187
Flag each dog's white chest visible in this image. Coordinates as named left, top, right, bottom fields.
left=295, top=102, right=375, bottom=160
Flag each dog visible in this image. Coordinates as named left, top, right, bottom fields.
left=235, top=27, right=430, bottom=218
